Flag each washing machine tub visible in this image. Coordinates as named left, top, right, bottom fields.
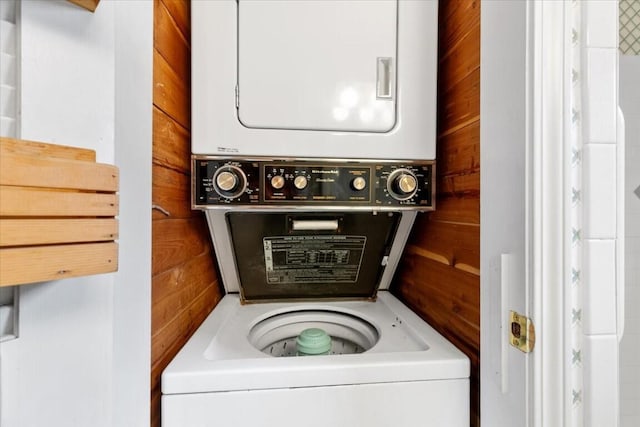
left=161, top=292, right=469, bottom=426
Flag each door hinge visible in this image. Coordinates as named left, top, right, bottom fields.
left=509, top=311, right=535, bottom=353
left=235, top=85, right=239, bottom=109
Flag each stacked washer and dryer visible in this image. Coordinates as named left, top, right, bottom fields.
left=162, top=1, right=470, bottom=426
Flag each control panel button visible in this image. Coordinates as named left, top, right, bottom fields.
left=351, top=176, right=367, bottom=191
left=270, top=175, right=285, bottom=190
left=293, top=175, right=308, bottom=190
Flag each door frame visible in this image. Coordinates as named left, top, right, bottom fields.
left=529, top=0, right=566, bottom=425
left=481, top=1, right=570, bottom=425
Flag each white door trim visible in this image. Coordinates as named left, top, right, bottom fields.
left=529, top=0, right=567, bottom=425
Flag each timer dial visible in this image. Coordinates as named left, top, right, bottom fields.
left=216, top=171, right=237, bottom=192
left=397, top=173, right=417, bottom=194
left=212, top=165, right=247, bottom=199
left=387, top=168, right=419, bottom=201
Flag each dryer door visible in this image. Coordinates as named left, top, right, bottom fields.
left=237, top=0, right=397, bottom=133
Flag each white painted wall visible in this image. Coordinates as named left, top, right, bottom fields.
left=0, top=1, right=152, bottom=426
left=620, top=54, right=640, bottom=427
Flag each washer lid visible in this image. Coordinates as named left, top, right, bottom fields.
left=226, top=212, right=401, bottom=302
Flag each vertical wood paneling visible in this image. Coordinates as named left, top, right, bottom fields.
left=152, top=163, right=197, bottom=220
left=150, top=1, right=222, bottom=426
left=153, top=50, right=190, bottom=129
left=393, top=0, right=481, bottom=425
left=153, top=107, right=190, bottom=173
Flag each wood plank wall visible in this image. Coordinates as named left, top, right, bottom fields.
left=393, top=0, right=481, bottom=426
left=150, top=1, right=223, bottom=426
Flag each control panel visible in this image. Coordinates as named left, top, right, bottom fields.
left=193, top=157, right=434, bottom=210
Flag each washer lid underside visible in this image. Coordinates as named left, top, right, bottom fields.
left=227, top=211, right=401, bottom=302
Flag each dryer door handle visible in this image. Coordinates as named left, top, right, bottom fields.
left=376, top=57, right=394, bottom=99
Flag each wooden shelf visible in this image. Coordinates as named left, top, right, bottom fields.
left=0, top=137, right=119, bottom=287
left=67, top=0, right=100, bottom=13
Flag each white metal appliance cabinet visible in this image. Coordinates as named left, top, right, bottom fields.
left=191, top=0, right=439, bottom=160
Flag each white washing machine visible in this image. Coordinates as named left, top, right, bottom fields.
left=161, top=195, right=470, bottom=427
left=162, top=293, right=469, bottom=426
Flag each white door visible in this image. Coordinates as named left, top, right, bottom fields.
left=237, top=0, right=397, bottom=133
left=480, top=0, right=531, bottom=424
left=482, top=1, right=624, bottom=426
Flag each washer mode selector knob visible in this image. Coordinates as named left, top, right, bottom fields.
left=270, top=175, right=286, bottom=190
left=293, top=175, right=308, bottom=190
left=212, top=165, right=247, bottom=199
left=387, top=168, right=419, bottom=201
left=351, top=176, right=367, bottom=191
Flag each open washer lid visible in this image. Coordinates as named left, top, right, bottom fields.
left=226, top=211, right=401, bottom=302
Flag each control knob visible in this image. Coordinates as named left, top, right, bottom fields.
left=212, top=165, right=247, bottom=199
left=351, top=176, right=367, bottom=191
left=270, top=175, right=286, bottom=190
left=293, top=175, right=308, bottom=190
left=387, top=168, right=419, bottom=201
left=216, top=171, right=237, bottom=192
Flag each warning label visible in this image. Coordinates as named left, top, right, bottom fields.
left=262, top=235, right=366, bottom=284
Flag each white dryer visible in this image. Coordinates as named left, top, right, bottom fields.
left=191, top=0, right=439, bottom=160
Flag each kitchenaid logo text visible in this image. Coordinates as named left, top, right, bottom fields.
left=312, top=169, right=339, bottom=175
